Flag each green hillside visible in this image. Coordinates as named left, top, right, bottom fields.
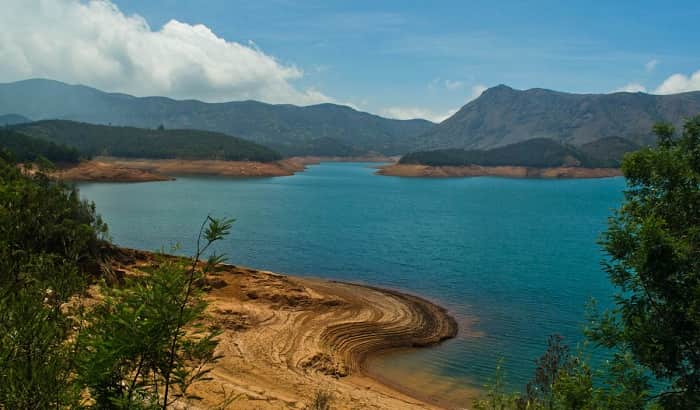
left=0, top=128, right=80, bottom=164
left=399, top=137, right=639, bottom=168
left=12, top=120, right=282, bottom=162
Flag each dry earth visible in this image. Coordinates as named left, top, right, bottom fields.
left=112, top=249, right=462, bottom=409
left=377, top=163, right=622, bottom=179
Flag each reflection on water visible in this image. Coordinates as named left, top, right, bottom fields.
left=366, top=342, right=482, bottom=408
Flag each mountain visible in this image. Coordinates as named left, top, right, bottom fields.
left=416, top=85, right=700, bottom=150
left=0, top=79, right=434, bottom=156
left=0, top=113, right=31, bottom=126
left=12, top=120, right=282, bottom=162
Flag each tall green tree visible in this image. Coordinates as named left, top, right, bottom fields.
left=589, top=115, right=700, bottom=408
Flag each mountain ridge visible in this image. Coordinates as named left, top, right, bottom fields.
left=417, top=84, right=700, bottom=150
left=0, top=79, right=434, bottom=156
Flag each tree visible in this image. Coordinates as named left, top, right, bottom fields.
left=79, top=216, right=232, bottom=409
left=0, top=157, right=107, bottom=408
left=589, top=115, right=700, bottom=408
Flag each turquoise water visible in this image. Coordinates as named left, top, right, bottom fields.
left=77, top=162, right=625, bottom=391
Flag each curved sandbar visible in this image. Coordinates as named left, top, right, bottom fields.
left=377, top=163, right=622, bottom=179
left=115, top=249, right=459, bottom=409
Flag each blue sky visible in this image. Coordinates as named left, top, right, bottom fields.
left=2, top=0, right=700, bottom=121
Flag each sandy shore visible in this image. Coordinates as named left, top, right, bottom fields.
left=377, top=163, right=622, bottom=179
left=50, top=160, right=174, bottom=182
left=52, top=156, right=397, bottom=182
left=113, top=249, right=462, bottom=409
left=52, top=157, right=313, bottom=182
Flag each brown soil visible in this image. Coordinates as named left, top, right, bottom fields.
left=51, top=160, right=173, bottom=182
left=377, top=163, right=622, bottom=179
left=52, top=157, right=313, bottom=182
left=112, top=249, right=462, bottom=409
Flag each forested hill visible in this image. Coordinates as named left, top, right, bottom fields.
left=12, top=120, right=282, bottom=162
left=0, top=128, right=81, bottom=164
left=399, top=137, right=640, bottom=168
left=414, top=85, right=700, bottom=151
left=0, top=79, right=434, bottom=156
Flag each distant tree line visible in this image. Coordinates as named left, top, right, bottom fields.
left=12, top=120, right=283, bottom=162
left=400, top=136, right=640, bottom=169
left=0, top=128, right=81, bottom=164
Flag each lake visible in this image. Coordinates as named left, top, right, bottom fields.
left=78, top=162, right=625, bottom=399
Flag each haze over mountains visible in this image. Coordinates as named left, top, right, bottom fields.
left=2, top=79, right=700, bottom=161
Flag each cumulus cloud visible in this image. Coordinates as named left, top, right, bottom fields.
left=645, top=59, right=659, bottom=72
left=0, top=0, right=333, bottom=105
left=614, top=83, right=647, bottom=93
left=654, top=70, right=700, bottom=94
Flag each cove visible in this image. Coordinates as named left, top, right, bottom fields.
left=77, top=162, right=625, bottom=394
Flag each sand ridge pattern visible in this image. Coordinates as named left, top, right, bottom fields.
left=116, top=249, right=458, bottom=409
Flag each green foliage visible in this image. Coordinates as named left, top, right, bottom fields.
left=473, top=339, right=650, bottom=410
left=474, top=117, right=700, bottom=410
left=0, top=155, right=231, bottom=408
left=472, top=360, right=520, bottom=410
left=79, top=216, right=232, bottom=409
left=588, top=115, right=700, bottom=408
left=13, top=120, right=282, bottom=162
left=399, top=137, right=638, bottom=169
left=0, top=128, right=81, bottom=164
left=0, top=156, right=106, bottom=408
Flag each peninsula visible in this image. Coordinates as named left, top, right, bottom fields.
left=110, top=248, right=461, bottom=409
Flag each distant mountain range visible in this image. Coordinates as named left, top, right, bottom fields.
left=0, top=79, right=432, bottom=156
left=2, top=79, right=700, bottom=163
left=415, top=85, right=700, bottom=150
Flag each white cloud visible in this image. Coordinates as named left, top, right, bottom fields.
left=380, top=107, right=457, bottom=123
left=645, top=59, right=659, bottom=72
left=654, top=70, right=700, bottom=94
left=381, top=83, right=487, bottom=122
left=444, top=79, right=464, bottom=90
left=0, top=0, right=333, bottom=105
left=613, top=83, right=647, bottom=93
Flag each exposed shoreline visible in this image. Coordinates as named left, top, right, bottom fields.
left=377, top=163, right=622, bottom=179
left=113, top=248, right=463, bottom=409
left=52, top=156, right=396, bottom=182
